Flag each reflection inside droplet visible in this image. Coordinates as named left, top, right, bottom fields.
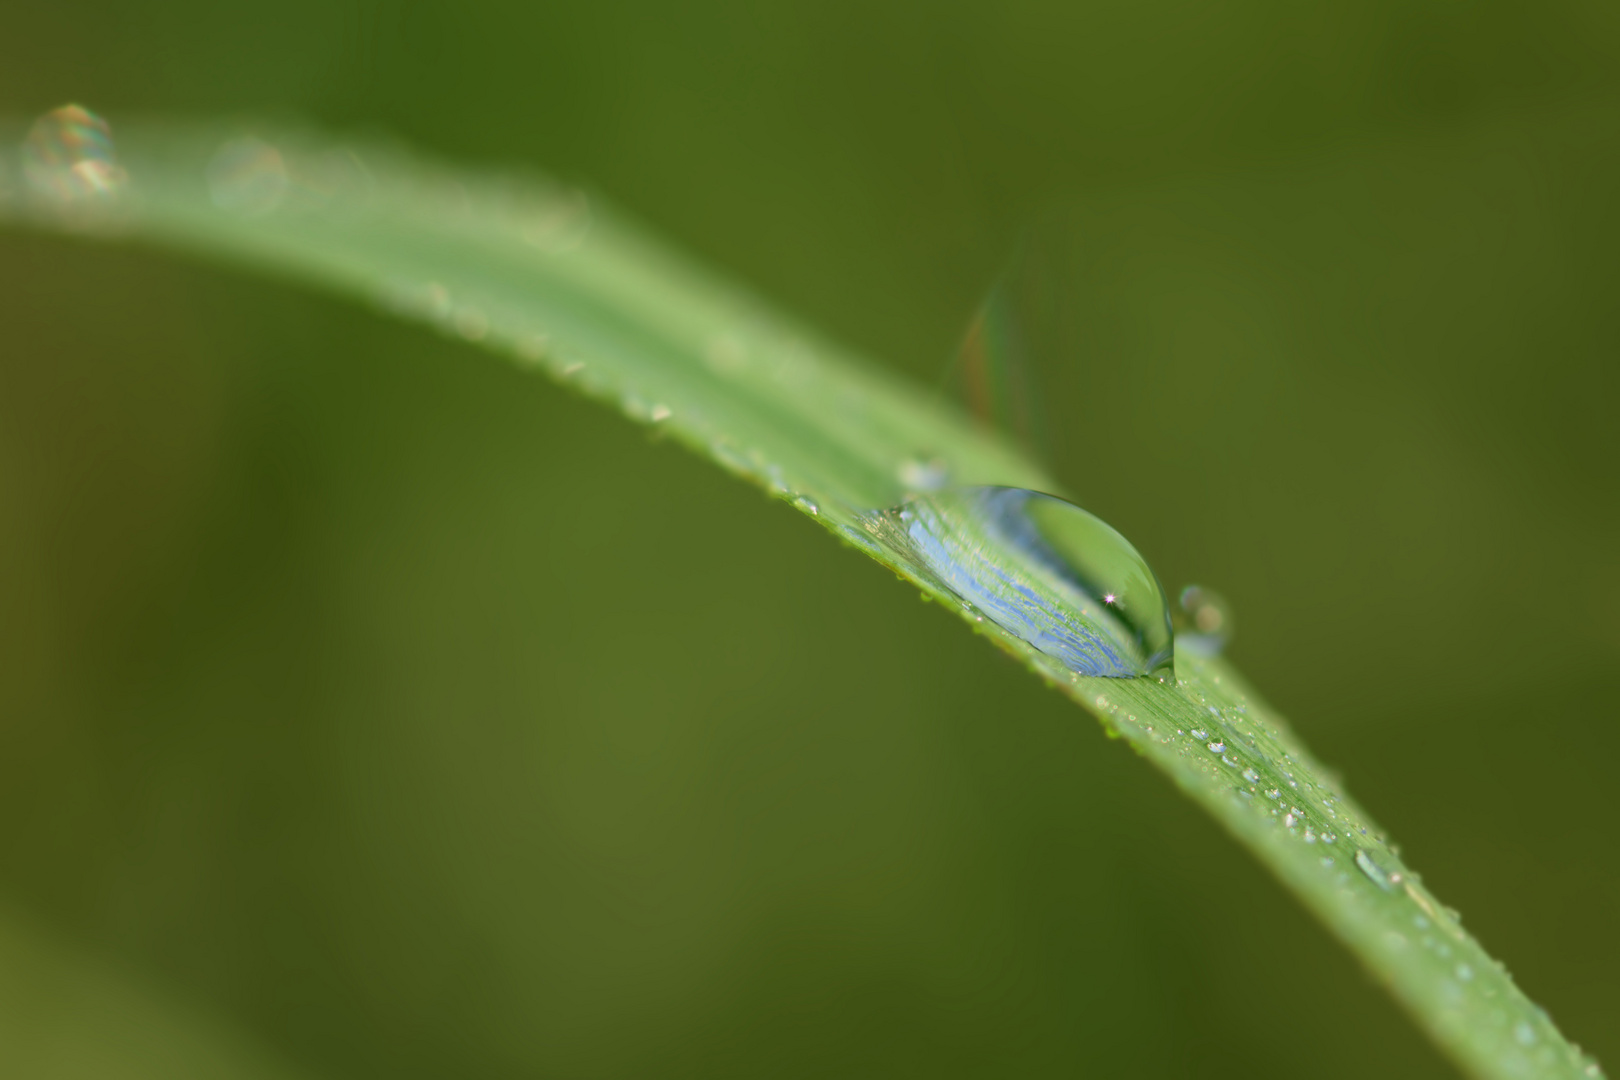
left=207, top=136, right=288, bottom=215
left=21, top=104, right=127, bottom=207
left=870, top=486, right=1173, bottom=679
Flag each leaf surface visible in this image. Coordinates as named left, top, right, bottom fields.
left=0, top=118, right=1603, bottom=1080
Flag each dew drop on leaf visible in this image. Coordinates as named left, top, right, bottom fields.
left=21, top=104, right=127, bottom=209
left=898, top=456, right=949, bottom=492
left=873, top=486, right=1173, bottom=678
left=1175, top=584, right=1233, bottom=657
left=1355, top=848, right=1398, bottom=891
left=206, top=136, right=289, bottom=215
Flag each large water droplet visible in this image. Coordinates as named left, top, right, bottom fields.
left=1175, top=585, right=1233, bottom=657
left=21, top=104, right=127, bottom=209
left=871, top=486, right=1173, bottom=678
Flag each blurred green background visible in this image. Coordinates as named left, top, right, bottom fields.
left=2, top=1, right=1618, bottom=1076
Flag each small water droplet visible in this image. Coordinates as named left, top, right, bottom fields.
left=1264, top=788, right=1281, bottom=800
left=417, top=282, right=453, bottom=322
left=1455, top=963, right=1474, bottom=982
left=622, top=394, right=656, bottom=421
left=1284, top=812, right=1299, bottom=827
left=1190, top=728, right=1208, bottom=740
left=1174, top=585, right=1233, bottom=657
left=1242, top=767, right=1260, bottom=782
left=207, top=136, right=289, bottom=215
left=1355, top=849, right=1398, bottom=891
left=521, top=188, right=591, bottom=251
left=1303, top=829, right=1317, bottom=843
left=710, top=440, right=755, bottom=477
left=898, top=457, right=950, bottom=492
left=516, top=333, right=550, bottom=365
left=871, top=487, right=1173, bottom=678
left=21, top=104, right=128, bottom=217
left=793, top=495, right=820, bottom=516
left=649, top=404, right=673, bottom=423
left=1207, top=740, right=1226, bottom=753
left=454, top=307, right=489, bottom=341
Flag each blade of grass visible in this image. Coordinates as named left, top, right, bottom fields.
left=0, top=117, right=1604, bottom=1080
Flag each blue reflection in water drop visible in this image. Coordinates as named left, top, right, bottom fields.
left=886, top=486, right=1173, bottom=679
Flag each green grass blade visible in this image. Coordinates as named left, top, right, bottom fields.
left=0, top=117, right=1604, bottom=1080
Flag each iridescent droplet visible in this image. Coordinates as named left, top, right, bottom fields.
left=869, top=486, right=1173, bottom=678
left=206, top=136, right=288, bottom=215
left=1175, top=585, right=1233, bottom=657
left=793, top=495, right=820, bottom=516
left=22, top=104, right=127, bottom=207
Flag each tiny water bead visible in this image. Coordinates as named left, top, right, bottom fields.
left=898, top=456, right=949, bottom=493
left=21, top=104, right=127, bottom=207
left=870, top=486, right=1174, bottom=678
left=1174, top=585, right=1233, bottom=658
left=207, top=136, right=289, bottom=215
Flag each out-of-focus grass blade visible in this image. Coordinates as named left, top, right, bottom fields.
left=0, top=905, right=315, bottom=1080
left=0, top=114, right=1603, bottom=1080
